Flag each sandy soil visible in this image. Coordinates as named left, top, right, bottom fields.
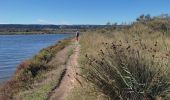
left=48, top=42, right=81, bottom=100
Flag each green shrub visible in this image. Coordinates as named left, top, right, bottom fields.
left=35, top=49, right=53, bottom=63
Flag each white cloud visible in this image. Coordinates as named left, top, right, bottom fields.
left=37, top=19, right=53, bottom=24
left=58, top=21, right=70, bottom=25
left=37, top=19, right=70, bottom=25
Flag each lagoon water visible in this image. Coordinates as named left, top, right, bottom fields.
left=0, top=34, right=70, bottom=84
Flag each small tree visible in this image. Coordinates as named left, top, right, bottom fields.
left=139, top=14, right=145, bottom=20
left=113, top=22, right=118, bottom=26
left=136, top=14, right=145, bottom=22
left=145, top=14, right=151, bottom=20
left=106, top=21, right=111, bottom=26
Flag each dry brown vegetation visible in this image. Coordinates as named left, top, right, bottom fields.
left=70, top=19, right=170, bottom=100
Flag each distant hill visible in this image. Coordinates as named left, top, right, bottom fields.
left=0, top=24, right=128, bottom=33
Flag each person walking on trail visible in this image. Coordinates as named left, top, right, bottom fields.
left=76, top=31, right=80, bottom=41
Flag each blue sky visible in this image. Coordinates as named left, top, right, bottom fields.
left=0, top=0, right=169, bottom=25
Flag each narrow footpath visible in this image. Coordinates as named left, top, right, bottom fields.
left=48, top=42, right=81, bottom=100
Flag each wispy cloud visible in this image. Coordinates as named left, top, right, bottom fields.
left=37, top=19, right=53, bottom=24
left=37, top=19, right=70, bottom=25
left=58, top=21, right=70, bottom=25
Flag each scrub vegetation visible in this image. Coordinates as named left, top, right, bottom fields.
left=70, top=14, right=170, bottom=100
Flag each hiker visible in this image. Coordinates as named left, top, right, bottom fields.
left=76, top=31, right=80, bottom=41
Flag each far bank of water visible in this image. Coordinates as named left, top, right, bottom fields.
left=0, top=34, right=71, bottom=84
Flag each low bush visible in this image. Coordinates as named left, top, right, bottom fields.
left=83, top=38, right=170, bottom=99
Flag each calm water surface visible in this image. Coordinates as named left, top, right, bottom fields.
left=0, top=34, right=70, bottom=84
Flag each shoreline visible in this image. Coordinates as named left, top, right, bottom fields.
left=0, top=37, right=72, bottom=99
left=0, top=34, right=72, bottom=86
left=0, top=32, right=75, bottom=35
left=0, top=36, right=72, bottom=84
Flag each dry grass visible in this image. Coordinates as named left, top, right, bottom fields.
left=72, top=20, right=170, bottom=100
left=84, top=37, right=170, bottom=99
left=67, top=81, right=107, bottom=100
left=16, top=45, right=74, bottom=100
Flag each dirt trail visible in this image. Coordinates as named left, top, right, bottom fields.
left=48, top=42, right=81, bottom=100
